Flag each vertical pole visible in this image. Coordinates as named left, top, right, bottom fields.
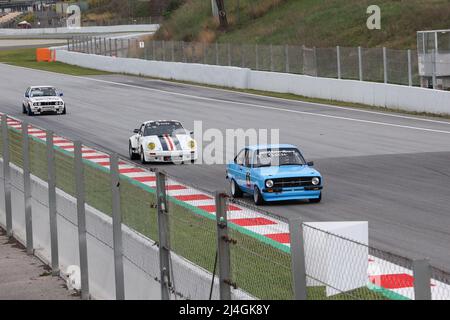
left=408, top=49, right=413, bottom=87
left=215, top=42, right=219, bottom=65
left=115, top=39, right=118, bottom=57
left=67, top=38, right=70, bottom=51
left=413, top=259, right=432, bottom=300
left=162, top=40, right=166, bottom=61
left=110, top=153, right=125, bottom=300
left=270, top=44, right=274, bottom=72
left=336, top=46, right=341, bottom=79
left=313, top=47, right=318, bottom=77
left=383, top=47, right=388, bottom=84
left=203, top=42, right=207, bottom=64
left=285, top=44, right=290, bottom=73
left=215, top=191, right=231, bottom=300
left=241, top=44, right=244, bottom=68
left=227, top=43, right=231, bottom=66
left=46, top=130, right=59, bottom=275
left=152, top=40, right=156, bottom=61
left=22, top=122, right=33, bottom=255
left=289, top=219, right=308, bottom=300
left=156, top=170, right=171, bottom=300
left=1, top=114, right=12, bottom=237
left=109, top=38, right=112, bottom=57
left=171, top=41, right=175, bottom=62
left=432, top=49, right=437, bottom=89
left=182, top=41, right=186, bottom=63
left=358, top=46, right=363, bottom=81
left=104, top=38, right=107, bottom=57
left=255, top=44, right=259, bottom=70
left=74, top=141, right=89, bottom=300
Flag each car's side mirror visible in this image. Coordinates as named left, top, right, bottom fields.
left=59, top=93, right=63, bottom=97
left=133, top=129, right=139, bottom=134
left=307, top=161, right=314, bottom=167
left=190, top=131, right=194, bottom=135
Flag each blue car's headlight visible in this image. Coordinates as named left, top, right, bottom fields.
left=266, top=180, right=274, bottom=188
left=312, top=177, right=320, bottom=186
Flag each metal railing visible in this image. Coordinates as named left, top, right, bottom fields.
left=69, top=36, right=421, bottom=87
left=0, top=113, right=448, bottom=300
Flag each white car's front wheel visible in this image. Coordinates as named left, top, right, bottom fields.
left=129, top=142, right=138, bottom=160
left=140, top=147, right=148, bottom=164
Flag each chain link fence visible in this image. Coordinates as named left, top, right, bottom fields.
left=1, top=114, right=449, bottom=300
left=69, top=36, right=421, bottom=87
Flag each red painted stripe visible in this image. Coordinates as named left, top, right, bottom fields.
left=134, top=176, right=156, bottom=182
left=164, top=134, right=174, bottom=151
left=265, top=233, right=290, bottom=244
left=119, top=168, right=145, bottom=174
left=58, top=145, right=75, bottom=149
left=229, top=217, right=276, bottom=227
left=96, top=161, right=127, bottom=166
left=175, top=194, right=212, bottom=201
left=53, top=138, right=70, bottom=144
left=34, top=134, right=47, bottom=139
left=198, top=204, right=241, bottom=213
left=81, top=149, right=97, bottom=154
left=83, top=154, right=109, bottom=160
left=165, top=185, right=187, bottom=191
left=369, top=274, right=415, bottom=289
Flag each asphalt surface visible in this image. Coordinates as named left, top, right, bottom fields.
left=0, top=228, right=78, bottom=300
left=0, top=64, right=450, bottom=270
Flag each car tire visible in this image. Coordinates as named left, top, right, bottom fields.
left=230, top=179, right=243, bottom=198
left=22, top=104, right=26, bottom=114
left=253, top=186, right=264, bottom=205
left=129, top=142, right=139, bottom=160
left=140, top=147, right=148, bottom=164
left=310, top=192, right=322, bottom=204
left=62, top=106, right=66, bottom=115
left=27, top=105, right=34, bottom=116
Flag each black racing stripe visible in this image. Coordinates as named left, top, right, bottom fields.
left=158, top=136, right=169, bottom=151
left=171, top=135, right=183, bottom=151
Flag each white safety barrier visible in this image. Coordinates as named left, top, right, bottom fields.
left=0, top=24, right=159, bottom=36
left=55, top=50, right=450, bottom=115
left=0, top=161, right=251, bottom=300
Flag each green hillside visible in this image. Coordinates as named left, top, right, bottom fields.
left=154, top=0, right=450, bottom=49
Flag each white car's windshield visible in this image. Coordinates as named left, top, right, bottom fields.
left=31, top=87, right=57, bottom=97
left=144, top=121, right=184, bottom=136
left=254, top=148, right=306, bottom=167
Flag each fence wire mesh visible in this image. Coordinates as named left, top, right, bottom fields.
left=70, top=36, right=423, bottom=88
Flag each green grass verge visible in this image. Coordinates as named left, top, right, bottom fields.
left=0, top=48, right=111, bottom=76
left=1, top=124, right=391, bottom=300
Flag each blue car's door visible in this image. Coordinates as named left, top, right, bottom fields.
left=229, top=149, right=247, bottom=189
left=243, top=149, right=255, bottom=192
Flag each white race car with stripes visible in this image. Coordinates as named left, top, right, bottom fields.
left=129, top=120, right=198, bottom=164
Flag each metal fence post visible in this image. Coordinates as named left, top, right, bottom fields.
left=215, top=42, right=219, bottom=65
left=182, top=41, right=186, bottom=63
left=215, top=191, right=231, bottom=300
left=46, top=130, right=59, bottom=275
left=22, top=122, right=33, bottom=255
left=413, top=259, right=432, bottom=300
left=432, top=49, right=437, bottom=89
left=109, top=38, right=113, bottom=57
left=156, top=170, right=171, bottom=300
left=67, top=38, right=70, bottom=51
left=74, top=141, right=90, bottom=300
left=104, top=38, right=107, bottom=56
left=241, top=44, right=245, bottom=68
left=162, top=40, right=166, bottom=61
left=358, top=46, right=363, bottom=81
left=270, top=44, right=274, bottom=72
left=171, top=41, right=175, bottom=62
left=110, top=153, right=125, bottom=300
left=408, top=49, right=413, bottom=86
left=383, top=47, right=388, bottom=84
left=227, top=43, right=231, bottom=66
left=288, top=219, right=308, bottom=300
left=255, top=44, right=259, bottom=70
left=115, top=39, right=118, bottom=57
left=152, top=40, right=156, bottom=60
left=336, top=46, right=341, bottom=79
left=1, top=114, right=12, bottom=237
left=285, top=44, right=290, bottom=73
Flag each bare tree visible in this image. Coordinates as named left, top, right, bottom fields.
left=215, top=0, right=228, bottom=30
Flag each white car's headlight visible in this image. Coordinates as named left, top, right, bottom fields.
left=148, top=142, right=156, bottom=150
left=188, top=140, right=196, bottom=149
left=312, top=177, right=320, bottom=186
left=266, top=180, right=274, bottom=188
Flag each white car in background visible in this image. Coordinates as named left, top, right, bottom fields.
left=129, top=120, right=198, bottom=164
left=22, top=86, right=66, bottom=116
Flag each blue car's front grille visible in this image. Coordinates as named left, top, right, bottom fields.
left=272, top=177, right=319, bottom=188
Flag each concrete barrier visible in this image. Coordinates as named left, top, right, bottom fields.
left=0, top=161, right=252, bottom=300
left=0, top=24, right=159, bottom=36
left=55, top=50, right=450, bottom=115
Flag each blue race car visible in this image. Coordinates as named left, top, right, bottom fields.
left=226, top=145, right=323, bottom=205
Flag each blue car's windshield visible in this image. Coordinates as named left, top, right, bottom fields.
left=254, top=148, right=306, bottom=167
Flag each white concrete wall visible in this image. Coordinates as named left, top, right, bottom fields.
left=0, top=161, right=251, bottom=300
left=55, top=50, right=450, bottom=115
left=0, top=24, right=159, bottom=36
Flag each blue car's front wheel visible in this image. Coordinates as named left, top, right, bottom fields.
left=253, top=186, right=264, bottom=205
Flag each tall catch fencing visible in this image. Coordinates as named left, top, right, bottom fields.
left=68, top=36, right=421, bottom=87
left=1, top=114, right=449, bottom=300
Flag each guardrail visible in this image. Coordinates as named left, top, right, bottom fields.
left=0, top=113, right=448, bottom=300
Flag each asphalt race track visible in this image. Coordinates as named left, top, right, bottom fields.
left=1, top=63, right=450, bottom=270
